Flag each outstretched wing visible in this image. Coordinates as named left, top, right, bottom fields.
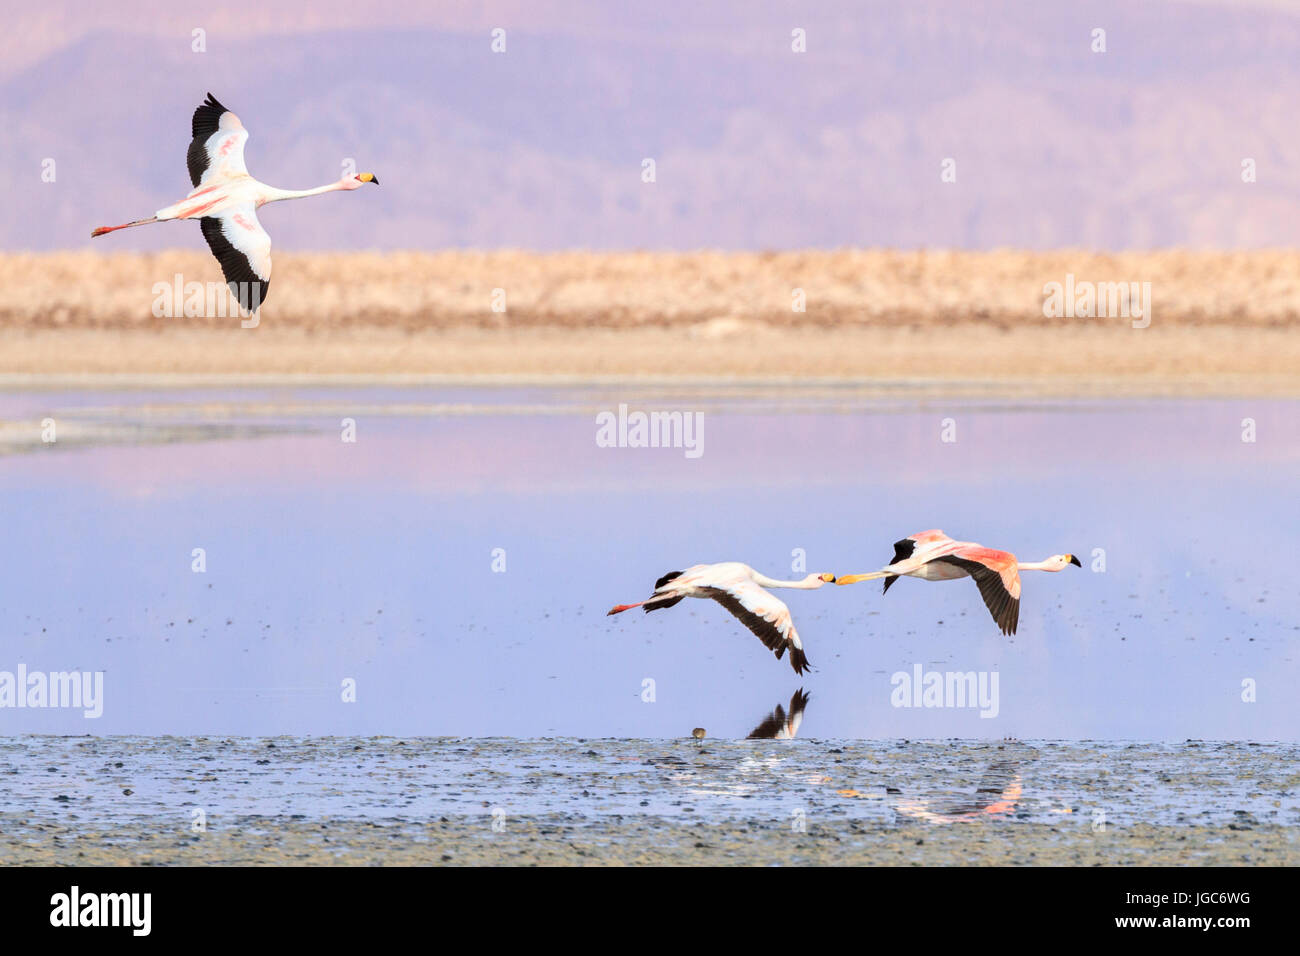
left=200, top=205, right=271, bottom=313
left=933, top=549, right=1021, bottom=635
left=188, top=93, right=250, bottom=187
left=701, top=580, right=810, bottom=675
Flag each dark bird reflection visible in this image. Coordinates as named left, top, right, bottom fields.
left=746, top=689, right=811, bottom=740
left=892, top=757, right=1023, bottom=823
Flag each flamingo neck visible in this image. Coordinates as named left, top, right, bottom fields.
left=1017, top=559, right=1057, bottom=572
left=262, top=182, right=347, bottom=203
left=751, top=572, right=820, bottom=589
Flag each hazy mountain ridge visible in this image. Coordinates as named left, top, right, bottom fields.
left=6, top=2, right=1300, bottom=250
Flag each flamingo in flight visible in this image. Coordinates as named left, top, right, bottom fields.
left=836, top=530, right=1079, bottom=635
left=608, top=564, right=836, bottom=674
left=90, top=93, right=379, bottom=313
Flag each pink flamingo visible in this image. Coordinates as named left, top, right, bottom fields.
left=837, top=530, right=1079, bottom=635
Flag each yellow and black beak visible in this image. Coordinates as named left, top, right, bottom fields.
left=819, top=573, right=836, bottom=583
left=1068, top=554, right=1081, bottom=567
left=357, top=172, right=379, bottom=185
left=836, top=571, right=884, bottom=585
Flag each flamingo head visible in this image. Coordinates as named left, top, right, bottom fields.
left=811, top=572, right=836, bottom=586
left=1046, top=554, right=1082, bottom=571
left=343, top=172, right=380, bottom=190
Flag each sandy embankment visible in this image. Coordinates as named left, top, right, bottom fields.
left=2, top=250, right=1297, bottom=394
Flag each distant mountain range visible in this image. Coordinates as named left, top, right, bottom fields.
left=5, top=0, right=1299, bottom=250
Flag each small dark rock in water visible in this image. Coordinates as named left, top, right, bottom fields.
left=114, top=762, right=123, bottom=768
left=122, top=789, right=134, bottom=796
left=53, top=795, right=71, bottom=802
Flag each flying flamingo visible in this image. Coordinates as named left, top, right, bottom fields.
left=90, top=93, right=379, bottom=313
left=608, top=564, right=836, bottom=674
left=835, top=530, right=1079, bottom=635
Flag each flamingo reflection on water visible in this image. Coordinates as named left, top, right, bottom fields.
left=747, top=689, right=811, bottom=740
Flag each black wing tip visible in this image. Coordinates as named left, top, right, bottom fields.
left=232, top=279, right=269, bottom=313
left=654, top=570, right=683, bottom=590
left=789, top=646, right=811, bottom=675
left=198, top=216, right=270, bottom=313
left=642, top=595, right=683, bottom=613
left=191, top=93, right=232, bottom=142
left=998, top=599, right=1019, bottom=635
left=892, top=538, right=917, bottom=563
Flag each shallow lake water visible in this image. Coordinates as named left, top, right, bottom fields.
left=5, top=736, right=1297, bottom=828
left=2, top=736, right=1296, bottom=866
left=0, top=386, right=1296, bottom=742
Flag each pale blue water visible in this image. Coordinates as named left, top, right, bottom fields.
left=1, top=387, right=1296, bottom=740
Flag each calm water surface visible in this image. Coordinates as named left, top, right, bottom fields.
left=1, top=386, right=1296, bottom=740
left=5, top=736, right=1297, bottom=830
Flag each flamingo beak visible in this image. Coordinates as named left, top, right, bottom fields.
left=1068, top=554, right=1081, bottom=567
left=835, top=573, right=869, bottom=585
left=357, top=172, right=379, bottom=185
left=819, top=573, right=836, bottom=583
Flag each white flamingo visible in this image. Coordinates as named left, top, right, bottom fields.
left=90, top=93, right=379, bottom=312
left=608, top=563, right=835, bottom=674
